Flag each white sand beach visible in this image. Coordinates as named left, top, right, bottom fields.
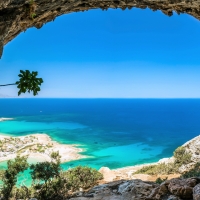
left=0, top=133, right=86, bottom=163
left=0, top=118, right=14, bottom=122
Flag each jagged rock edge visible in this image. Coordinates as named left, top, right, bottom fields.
left=0, top=0, right=200, bottom=58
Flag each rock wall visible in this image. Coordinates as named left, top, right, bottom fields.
left=1, top=0, right=200, bottom=58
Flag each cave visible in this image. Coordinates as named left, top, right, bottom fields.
left=1, top=0, right=200, bottom=58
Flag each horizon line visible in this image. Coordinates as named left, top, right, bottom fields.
left=1, top=97, right=200, bottom=99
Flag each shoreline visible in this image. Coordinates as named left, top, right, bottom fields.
left=0, top=117, right=14, bottom=122
left=0, top=117, right=172, bottom=171
left=0, top=133, right=86, bottom=163
left=99, top=159, right=181, bottom=183
left=0, top=131, right=161, bottom=174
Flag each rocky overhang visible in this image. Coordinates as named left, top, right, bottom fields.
left=1, top=0, right=200, bottom=58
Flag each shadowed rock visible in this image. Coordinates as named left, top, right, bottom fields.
left=1, top=0, right=200, bottom=58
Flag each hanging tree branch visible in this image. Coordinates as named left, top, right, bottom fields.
left=0, top=70, right=43, bottom=96
left=0, top=83, right=17, bottom=86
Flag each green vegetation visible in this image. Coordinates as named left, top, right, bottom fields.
left=134, top=146, right=192, bottom=176
left=0, top=152, right=103, bottom=200
left=155, top=177, right=168, bottom=184
left=30, top=152, right=67, bottom=200
left=29, top=0, right=37, bottom=20
left=173, top=146, right=191, bottom=166
left=134, top=163, right=175, bottom=175
left=181, top=163, right=200, bottom=178
left=64, top=166, right=103, bottom=191
left=16, top=70, right=43, bottom=96
left=1, top=156, right=29, bottom=200
left=0, top=70, right=43, bottom=96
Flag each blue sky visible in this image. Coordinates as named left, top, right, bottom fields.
left=0, top=8, right=200, bottom=98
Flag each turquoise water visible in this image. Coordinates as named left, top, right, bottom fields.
left=0, top=98, right=200, bottom=172
left=0, top=120, right=86, bottom=135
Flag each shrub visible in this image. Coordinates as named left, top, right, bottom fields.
left=134, top=165, right=157, bottom=175
left=13, top=186, right=32, bottom=200
left=181, top=163, right=200, bottom=178
left=32, top=175, right=70, bottom=200
left=173, top=146, right=191, bottom=166
left=155, top=177, right=168, bottom=184
left=134, top=146, right=192, bottom=176
left=134, top=163, right=175, bottom=175
left=64, top=166, right=103, bottom=191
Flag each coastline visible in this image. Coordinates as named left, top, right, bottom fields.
left=0, top=133, right=86, bottom=163
left=0, top=116, right=196, bottom=183
left=99, top=159, right=180, bottom=183
left=0, top=117, right=14, bottom=122
left=100, top=135, right=200, bottom=183
left=0, top=130, right=162, bottom=179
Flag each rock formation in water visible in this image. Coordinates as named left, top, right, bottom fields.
left=1, top=0, right=200, bottom=58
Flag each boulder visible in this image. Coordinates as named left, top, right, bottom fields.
left=70, top=179, right=157, bottom=200
left=118, top=179, right=156, bottom=200
left=193, top=183, right=200, bottom=200
left=146, top=181, right=169, bottom=200
left=168, top=178, right=197, bottom=199
left=167, top=195, right=180, bottom=200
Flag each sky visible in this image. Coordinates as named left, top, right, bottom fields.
left=0, top=8, right=200, bottom=98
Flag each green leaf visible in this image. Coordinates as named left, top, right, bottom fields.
left=16, top=70, right=43, bottom=96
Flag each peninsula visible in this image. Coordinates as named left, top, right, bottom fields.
left=0, top=133, right=85, bottom=163
left=0, top=118, right=13, bottom=122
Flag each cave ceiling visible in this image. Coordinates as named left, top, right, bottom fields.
left=1, top=0, right=200, bottom=58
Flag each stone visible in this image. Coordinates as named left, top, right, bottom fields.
left=107, top=180, right=125, bottom=190
left=159, top=182, right=169, bottom=195
left=168, top=178, right=197, bottom=199
left=146, top=186, right=160, bottom=199
left=146, top=181, right=169, bottom=200
left=193, top=183, right=200, bottom=200
left=1, top=0, right=200, bottom=58
left=70, top=179, right=157, bottom=200
left=118, top=179, right=155, bottom=199
left=167, top=195, right=179, bottom=200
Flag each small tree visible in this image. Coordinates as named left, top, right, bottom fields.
left=30, top=152, right=69, bottom=200
left=0, top=70, right=43, bottom=96
left=30, top=152, right=61, bottom=184
left=1, top=155, right=29, bottom=200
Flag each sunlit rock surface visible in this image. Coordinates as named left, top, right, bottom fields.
left=69, top=178, right=200, bottom=200
left=1, top=0, right=200, bottom=57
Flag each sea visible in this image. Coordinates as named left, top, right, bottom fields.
left=0, top=98, right=200, bottom=172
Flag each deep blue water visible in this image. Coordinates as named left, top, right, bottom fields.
left=0, top=98, right=200, bottom=170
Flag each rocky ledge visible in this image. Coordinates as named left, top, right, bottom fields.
left=69, top=178, right=200, bottom=200
left=1, top=0, right=200, bottom=58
